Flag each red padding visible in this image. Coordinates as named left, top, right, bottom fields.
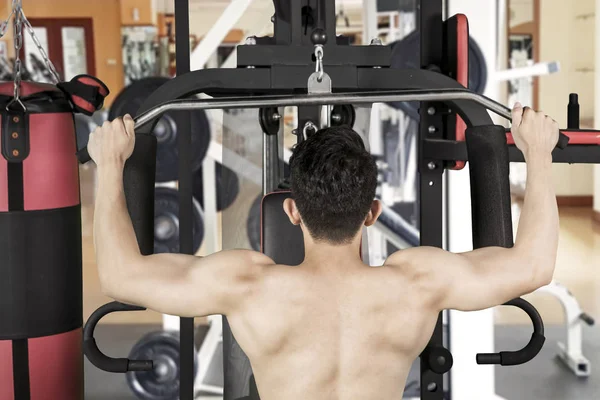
left=0, top=329, right=83, bottom=400
left=23, top=113, right=80, bottom=211
left=0, top=341, right=14, bottom=400
left=69, top=75, right=110, bottom=115
left=71, top=96, right=96, bottom=114
left=74, top=75, right=109, bottom=97
left=0, top=81, right=60, bottom=98
left=506, top=130, right=600, bottom=145
left=452, top=13, right=469, bottom=171
left=29, top=329, right=83, bottom=400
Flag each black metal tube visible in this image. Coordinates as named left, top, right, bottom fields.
left=83, top=302, right=152, bottom=373
left=567, top=93, right=580, bottom=130
left=419, top=1, right=446, bottom=399
left=263, top=133, right=280, bottom=194
left=476, top=298, right=545, bottom=366
left=174, top=1, right=195, bottom=400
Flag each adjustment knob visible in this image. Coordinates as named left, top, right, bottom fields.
left=311, top=28, right=327, bottom=45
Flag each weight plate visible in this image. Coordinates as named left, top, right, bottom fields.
left=247, top=195, right=262, bottom=251
left=154, top=187, right=204, bottom=254
left=109, top=77, right=211, bottom=182
left=74, top=114, right=97, bottom=151
left=331, top=104, right=356, bottom=128
left=126, top=331, right=197, bottom=400
left=259, top=107, right=281, bottom=136
left=194, top=163, right=241, bottom=212
left=388, top=31, right=488, bottom=120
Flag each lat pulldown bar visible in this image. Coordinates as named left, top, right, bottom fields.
left=77, top=87, right=580, bottom=164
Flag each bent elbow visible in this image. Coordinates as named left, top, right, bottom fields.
left=527, top=261, right=554, bottom=292
left=99, top=278, right=120, bottom=301
left=535, top=267, right=553, bottom=288
left=98, top=269, right=132, bottom=303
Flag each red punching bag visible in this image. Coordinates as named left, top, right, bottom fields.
left=0, top=77, right=108, bottom=400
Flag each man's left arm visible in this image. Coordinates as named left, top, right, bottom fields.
left=90, top=117, right=273, bottom=317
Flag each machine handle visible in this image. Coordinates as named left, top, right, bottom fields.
left=76, top=133, right=152, bottom=164
left=83, top=301, right=153, bottom=373
left=580, top=312, right=595, bottom=326
left=506, top=130, right=570, bottom=150
left=556, top=132, right=570, bottom=149
left=476, top=298, right=545, bottom=366
left=77, top=146, right=91, bottom=164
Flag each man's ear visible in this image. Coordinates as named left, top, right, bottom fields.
left=364, top=199, right=383, bottom=227
left=283, top=198, right=302, bottom=226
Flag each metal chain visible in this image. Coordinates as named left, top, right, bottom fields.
left=20, top=9, right=60, bottom=84
left=0, top=9, right=15, bottom=38
left=314, top=45, right=324, bottom=82
left=9, top=0, right=25, bottom=111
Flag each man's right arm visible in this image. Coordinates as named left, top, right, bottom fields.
left=388, top=105, right=559, bottom=312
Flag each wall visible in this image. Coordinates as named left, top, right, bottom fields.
left=510, top=0, right=534, bottom=28
left=188, top=0, right=275, bottom=39
left=120, top=0, right=154, bottom=26
left=539, top=0, right=595, bottom=196
left=596, top=0, right=600, bottom=218
left=1, top=0, right=124, bottom=105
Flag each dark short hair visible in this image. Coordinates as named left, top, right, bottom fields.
left=289, top=126, right=377, bottom=244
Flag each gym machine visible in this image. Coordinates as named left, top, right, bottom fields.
left=77, top=2, right=600, bottom=400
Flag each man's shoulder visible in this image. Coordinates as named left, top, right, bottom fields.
left=210, top=249, right=276, bottom=269
left=383, top=246, right=447, bottom=273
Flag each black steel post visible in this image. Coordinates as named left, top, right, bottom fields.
left=418, top=0, right=446, bottom=399
left=174, top=1, right=195, bottom=399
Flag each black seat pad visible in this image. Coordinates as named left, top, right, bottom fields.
left=261, top=191, right=304, bottom=266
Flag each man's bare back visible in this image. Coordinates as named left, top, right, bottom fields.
left=89, top=104, right=560, bottom=399
left=228, top=259, right=438, bottom=400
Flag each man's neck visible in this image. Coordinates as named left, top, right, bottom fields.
left=302, top=239, right=363, bottom=269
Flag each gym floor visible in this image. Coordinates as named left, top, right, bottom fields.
left=81, top=165, right=600, bottom=398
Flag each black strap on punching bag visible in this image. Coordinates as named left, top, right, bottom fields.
left=3, top=110, right=28, bottom=211
left=12, top=340, right=30, bottom=400
left=2, top=109, right=30, bottom=399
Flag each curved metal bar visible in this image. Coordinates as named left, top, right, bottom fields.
left=476, top=297, right=545, bottom=366
left=83, top=301, right=153, bottom=373
left=133, top=68, right=497, bottom=135
left=133, top=88, right=511, bottom=131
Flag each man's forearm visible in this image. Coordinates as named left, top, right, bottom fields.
left=94, top=163, right=143, bottom=295
left=515, top=153, right=558, bottom=284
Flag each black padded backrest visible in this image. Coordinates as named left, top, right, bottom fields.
left=261, top=191, right=304, bottom=265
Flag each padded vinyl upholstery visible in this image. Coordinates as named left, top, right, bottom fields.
left=261, top=191, right=304, bottom=266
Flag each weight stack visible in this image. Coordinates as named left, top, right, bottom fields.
left=0, top=82, right=84, bottom=400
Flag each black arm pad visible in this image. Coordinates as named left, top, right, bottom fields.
left=123, top=134, right=157, bottom=255
left=465, top=125, right=513, bottom=249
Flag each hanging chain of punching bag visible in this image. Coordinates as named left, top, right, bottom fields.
left=8, top=0, right=25, bottom=111
left=2, top=0, right=61, bottom=105
left=19, top=8, right=61, bottom=84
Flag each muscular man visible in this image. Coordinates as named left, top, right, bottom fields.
left=89, top=103, right=559, bottom=400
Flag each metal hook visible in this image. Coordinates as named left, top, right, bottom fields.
left=6, top=98, right=26, bottom=112
left=314, top=45, right=324, bottom=82
left=302, top=121, right=318, bottom=140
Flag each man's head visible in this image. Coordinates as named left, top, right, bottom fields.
left=284, top=126, right=381, bottom=245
